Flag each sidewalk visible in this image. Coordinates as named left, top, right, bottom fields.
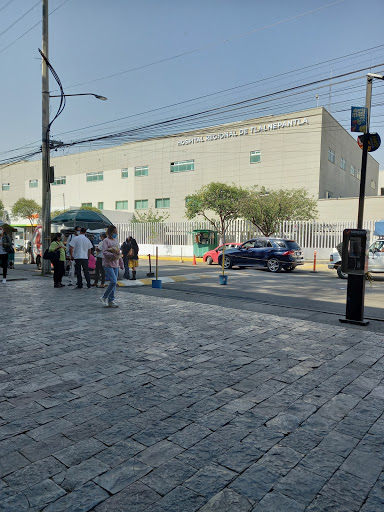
left=0, top=276, right=383, bottom=511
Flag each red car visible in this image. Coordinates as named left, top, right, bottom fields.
left=203, top=243, right=241, bottom=264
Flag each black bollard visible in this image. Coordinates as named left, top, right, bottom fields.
left=146, top=253, right=155, bottom=277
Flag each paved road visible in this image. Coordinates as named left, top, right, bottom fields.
left=117, top=260, right=384, bottom=333
left=0, top=263, right=384, bottom=510
left=12, top=255, right=384, bottom=328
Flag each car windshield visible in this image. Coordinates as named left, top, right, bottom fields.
left=371, top=241, right=384, bottom=252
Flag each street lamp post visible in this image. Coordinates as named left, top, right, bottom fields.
left=40, top=1, right=107, bottom=275
left=341, top=72, right=384, bottom=326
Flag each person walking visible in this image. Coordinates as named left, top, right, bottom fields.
left=69, top=227, right=93, bottom=289
left=121, top=237, right=132, bottom=280
left=127, top=235, right=139, bottom=280
left=49, top=233, right=66, bottom=288
left=93, top=232, right=106, bottom=287
left=66, top=226, right=80, bottom=286
left=100, top=225, right=123, bottom=307
left=0, top=226, right=12, bottom=284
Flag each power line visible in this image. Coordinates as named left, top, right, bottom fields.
left=0, top=0, right=16, bottom=14
left=50, top=45, right=384, bottom=139
left=0, top=0, right=71, bottom=56
left=57, top=63, right=384, bottom=148
left=2, top=61, right=383, bottom=164
left=0, top=0, right=41, bottom=39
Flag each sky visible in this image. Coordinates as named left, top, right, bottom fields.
left=1, top=0, right=384, bottom=167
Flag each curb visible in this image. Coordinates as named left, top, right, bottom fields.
left=117, top=273, right=211, bottom=287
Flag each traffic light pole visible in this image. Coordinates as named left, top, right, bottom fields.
left=41, top=0, right=51, bottom=275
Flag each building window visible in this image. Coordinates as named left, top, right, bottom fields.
left=371, top=180, right=376, bottom=190
left=328, top=148, right=335, bottom=163
left=2, top=183, right=10, bottom=191
left=134, top=166, right=148, bottom=177
left=52, top=176, right=66, bottom=185
left=250, top=151, right=261, bottom=164
left=135, top=199, right=148, bottom=210
left=29, top=179, right=38, bottom=188
left=155, top=198, right=170, bottom=208
left=350, top=165, right=355, bottom=177
left=381, top=188, right=384, bottom=196
left=121, top=168, right=128, bottom=178
left=116, top=200, right=128, bottom=210
left=357, top=169, right=361, bottom=180
left=170, top=160, right=194, bottom=173
left=340, top=158, right=346, bottom=170
left=86, top=171, right=103, bottom=182
left=81, top=203, right=92, bottom=207
left=97, top=202, right=104, bottom=210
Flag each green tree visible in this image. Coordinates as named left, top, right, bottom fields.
left=79, top=205, right=102, bottom=213
left=185, top=182, right=247, bottom=274
left=11, top=198, right=41, bottom=226
left=131, top=208, right=170, bottom=244
left=132, top=208, right=170, bottom=223
left=0, top=199, right=4, bottom=220
left=51, top=208, right=68, bottom=219
left=240, top=187, right=318, bottom=237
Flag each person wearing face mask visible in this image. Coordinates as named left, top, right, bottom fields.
left=69, top=227, right=93, bottom=289
left=0, top=227, right=12, bottom=284
left=100, top=224, right=123, bottom=308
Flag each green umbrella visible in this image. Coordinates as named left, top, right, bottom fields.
left=51, top=209, right=112, bottom=230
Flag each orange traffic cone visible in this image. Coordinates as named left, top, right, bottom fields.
left=192, top=255, right=197, bottom=265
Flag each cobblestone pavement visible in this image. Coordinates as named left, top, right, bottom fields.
left=1, top=278, right=384, bottom=511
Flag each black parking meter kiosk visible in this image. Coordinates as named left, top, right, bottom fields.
left=341, top=229, right=369, bottom=275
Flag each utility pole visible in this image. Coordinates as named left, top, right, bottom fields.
left=341, top=74, right=381, bottom=326
left=41, top=0, right=51, bottom=274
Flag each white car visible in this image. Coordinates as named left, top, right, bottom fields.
left=329, top=239, right=384, bottom=279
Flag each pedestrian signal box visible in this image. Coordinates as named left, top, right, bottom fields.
left=341, top=229, right=369, bottom=275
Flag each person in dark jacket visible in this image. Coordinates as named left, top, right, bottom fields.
left=0, top=227, right=12, bottom=283
left=127, top=236, right=139, bottom=280
left=121, top=237, right=132, bottom=280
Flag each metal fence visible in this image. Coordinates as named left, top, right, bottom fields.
left=116, top=219, right=380, bottom=250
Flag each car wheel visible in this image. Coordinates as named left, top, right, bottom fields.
left=36, top=255, right=41, bottom=270
left=337, top=266, right=348, bottom=279
left=223, top=256, right=233, bottom=269
left=267, top=258, right=281, bottom=273
left=206, top=256, right=213, bottom=265
left=283, top=266, right=295, bottom=272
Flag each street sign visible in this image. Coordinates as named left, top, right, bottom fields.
left=357, top=132, right=381, bottom=152
left=351, top=106, right=368, bottom=133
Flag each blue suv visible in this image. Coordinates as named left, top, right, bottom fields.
left=218, top=238, right=305, bottom=273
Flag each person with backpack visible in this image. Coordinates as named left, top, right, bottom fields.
left=121, top=237, right=132, bottom=280
left=126, top=236, right=139, bottom=280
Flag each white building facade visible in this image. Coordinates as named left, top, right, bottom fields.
left=0, top=107, right=379, bottom=223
